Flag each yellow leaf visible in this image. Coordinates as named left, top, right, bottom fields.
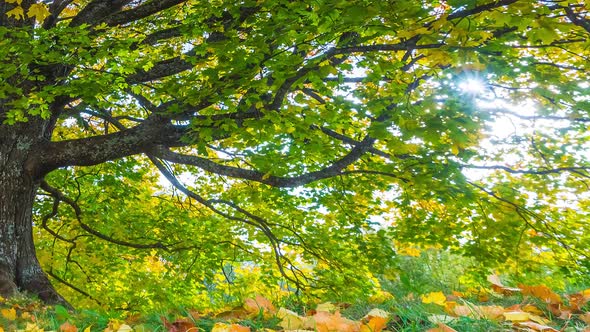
left=421, top=292, right=447, bottom=306
left=211, top=322, right=251, bottom=332
left=6, top=6, right=25, bottom=20
left=277, top=307, right=305, bottom=330
left=1, top=307, right=16, bottom=320
left=24, top=322, right=44, bottom=332
left=83, top=326, right=92, bottom=332
left=27, top=3, right=50, bottom=23
left=503, top=311, right=530, bottom=322
left=117, top=324, right=133, bottom=332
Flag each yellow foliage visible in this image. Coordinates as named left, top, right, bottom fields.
left=6, top=6, right=24, bottom=20
left=27, top=4, right=51, bottom=23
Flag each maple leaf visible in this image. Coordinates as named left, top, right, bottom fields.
left=519, top=285, right=563, bottom=305
left=6, top=6, right=24, bottom=20
left=27, top=3, right=50, bottom=23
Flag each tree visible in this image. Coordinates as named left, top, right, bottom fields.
left=1, top=0, right=589, bottom=306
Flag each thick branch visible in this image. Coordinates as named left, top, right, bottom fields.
left=29, top=118, right=186, bottom=178
left=151, top=136, right=375, bottom=188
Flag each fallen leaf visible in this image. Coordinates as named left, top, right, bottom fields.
left=117, top=324, right=133, bottom=332
left=306, top=311, right=360, bottom=332
left=211, top=323, right=251, bottom=332
left=60, top=321, right=78, bottom=332
left=488, top=274, right=521, bottom=295
left=421, top=292, right=446, bottom=306
left=453, top=305, right=504, bottom=320
left=522, top=304, right=544, bottom=316
left=580, top=312, right=590, bottom=324
left=520, top=285, right=562, bottom=305
left=529, top=313, right=550, bottom=325
left=277, top=308, right=306, bottom=330
left=244, top=295, right=276, bottom=318
left=568, top=293, right=589, bottom=311
left=515, top=321, right=559, bottom=331
left=360, top=310, right=389, bottom=332
left=161, top=316, right=197, bottom=332
left=427, top=315, right=457, bottom=324
left=503, top=311, right=530, bottom=322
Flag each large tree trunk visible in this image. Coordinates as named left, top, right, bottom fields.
left=0, top=124, right=66, bottom=304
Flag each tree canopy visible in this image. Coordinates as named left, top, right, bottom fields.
left=1, top=0, right=589, bottom=309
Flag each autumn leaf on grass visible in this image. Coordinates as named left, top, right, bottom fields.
left=421, top=292, right=447, bottom=306
left=23, top=323, right=44, bottom=332
left=579, top=312, right=590, bottom=324
left=277, top=307, right=306, bottom=330
left=568, top=291, right=590, bottom=311
left=1, top=307, right=16, bottom=320
left=59, top=321, right=78, bottom=332
left=503, top=311, right=530, bottom=322
left=515, top=321, right=559, bottom=332
left=487, top=274, right=521, bottom=295
left=305, top=311, right=360, bottom=332
left=519, top=284, right=562, bottom=305
left=360, top=308, right=389, bottom=332
left=453, top=305, right=504, bottom=320
left=211, top=322, right=251, bottom=332
left=244, top=295, right=276, bottom=318
left=161, top=316, right=197, bottom=332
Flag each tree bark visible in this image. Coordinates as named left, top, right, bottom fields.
left=0, top=123, right=66, bottom=304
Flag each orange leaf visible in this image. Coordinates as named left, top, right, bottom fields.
left=307, top=311, right=360, bottom=332
left=59, top=322, right=78, bottom=332
left=488, top=275, right=521, bottom=295
left=360, top=316, right=388, bottom=332
left=243, top=295, right=276, bottom=317
left=579, top=312, right=590, bottom=324
left=568, top=293, right=590, bottom=311
left=161, top=316, right=196, bottom=332
left=519, top=285, right=562, bottom=305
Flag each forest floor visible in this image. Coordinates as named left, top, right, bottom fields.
left=1, top=275, right=590, bottom=332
